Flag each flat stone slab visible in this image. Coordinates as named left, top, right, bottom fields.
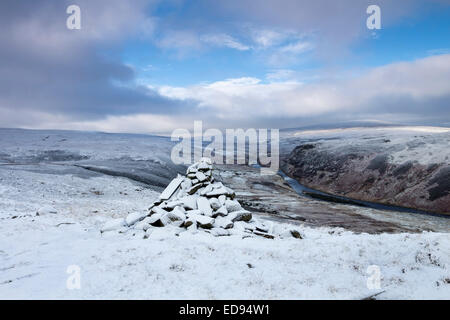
left=197, top=197, right=213, bottom=216
left=159, top=177, right=184, bottom=200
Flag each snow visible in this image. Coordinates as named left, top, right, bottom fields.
left=0, top=128, right=449, bottom=299
left=0, top=158, right=448, bottom=299
left=101, top=218, right=126, bottom=232
left=125, top=212, right=147, bottom=227
left=0, top=128, right=174, bottom=163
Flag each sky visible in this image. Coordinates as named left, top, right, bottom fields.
left=0, top=0, right=449, bottom=134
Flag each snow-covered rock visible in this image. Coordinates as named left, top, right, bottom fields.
left=36, top=205, right=58, bottom=215
left=125, top=212, right=146, bottom=226
left=159, top=206, right=186, bottom=227
left=179, top=196, right=197, bottom=210
left=188, top=214, right=215, bottom=229
left=107, top=158, right=302, bottom=240
left=146, top=213, right=163, bottom=225
left=209, top=197, right=221, bottom=211
left=229, top=210, right=252, bottom=222
left=210, top=228, right=230, bottom=237
left=159, top=177, right=184, bottom=200
left=101, top=218, right=126, bottom=233
left=213, top=205, right=228, bottom=217
left=195, top=171, right=207, bottom=182
left=225, top=199, right=242, bottom=213
left=197, top=197, right=213, bottom=216
left=213, top=216, right=233, bottom=229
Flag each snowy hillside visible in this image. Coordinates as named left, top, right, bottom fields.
left=282, top=126, right=450, bottom=214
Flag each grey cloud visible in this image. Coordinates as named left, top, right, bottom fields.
left=0, top=0, right=192, bottom=128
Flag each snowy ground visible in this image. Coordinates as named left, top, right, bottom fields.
left=0, top=128, right=449, bottom=299
left=0, top=157, right=449, bottom=299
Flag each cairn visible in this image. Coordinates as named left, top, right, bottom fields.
left=101, top=157, right=302, bottom=239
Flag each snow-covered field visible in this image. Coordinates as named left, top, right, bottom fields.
left=0, top=128, right=449, bottom=299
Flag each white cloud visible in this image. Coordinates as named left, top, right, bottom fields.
left=251, top=29, right=292, bottom=48
left=265, top=69, right=297, bottom=81
left=264, top=40, right=314, bottom=66
left=201, top=34, right=250, bottom=51
left=155, top=26, right=312, bottom=65
left=11, top=111, right=193, bottom=135
left=278, top=41, right=313, bottom=54
left=157, top=30, right=202, bottom=50
left=156, top=54, right=450, bottom=121
left=63, top=114, right=193, bottom=134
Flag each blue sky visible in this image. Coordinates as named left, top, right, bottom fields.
left=0, top=0, right=449, bottom=133
left=121, top=1, right=450, bottom=86
left=353, top=4, right=450, bottom=67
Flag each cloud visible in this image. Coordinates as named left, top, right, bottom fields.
left=251, top=29, right=293, bottom=48
left=265, top=40, right=314, bottom=66
left=156, top=27, right=312, bottom=66
left=157, top=30, right=203, bottom=51
left=0, top=0, right=449, bottom=134
left=265, top=69, right=298, bottom=81
left=155, top=54, right=450, bottom=127
left=278, top=41, right=313, bottom=54
left=157, top=32, right=250, bottom=54
left=56, top=113, right=196, bottom=135
left=0, top=0, right=188, bottom=129
left=202, top=0, right=449, bottom=60
left=200, top=34, right=250, bottom=51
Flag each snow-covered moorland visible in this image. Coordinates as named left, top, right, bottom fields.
left=0, top=128, right=449, bottom=299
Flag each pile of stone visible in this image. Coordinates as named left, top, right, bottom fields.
left=101, top=157, right=302, bottom=239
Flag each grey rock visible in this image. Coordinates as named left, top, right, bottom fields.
left=187, top=183, right=204, bottom=195
left=197, top=197, right=213, bottom=216
left=213, top=205, right=228, bottom=217
left=213, top=216, right=233, bottom=229
left=218, top=195, right=226, bottom=206
left=160, top=208, right=185, bottom=227
left=195, top=171, right=208, bottom=182
left=189, top=214, right=215, bottom=229
left=225, top=199, right=242, bottom=213
left=125, top=211, right=147, bottom=226
left=209, top=198, right=221, bottom=211
left=179, top=196, right=198, bottom=210
left=229, top=210, right=252, bottom=222
left=253, top=231, right=275, bottom=239
left=159, top=177, right=183, bottom=200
